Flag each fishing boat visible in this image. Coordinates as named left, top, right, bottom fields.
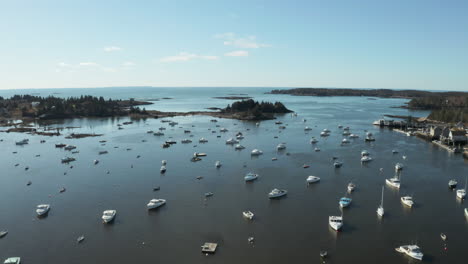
left=329, top=216, right=343, bottom=231
left=268, top=188, right=287, bottom=199
left=244, top=172, right=258, bottom=182
left=314, top=147, right=320, bottom=152
left=392, top=149, right=399, bottom=154
left=395, top=245, right=423, bottom=261
left=36, top=204, right=50, bottom=216
left=15, top=139, right=29, bottom=145
left=162, top=160, right=167, bottom=165
left=102, top=210, right=116, bottom=223
left=361, top=150, right=370, bottom=156
left=377, top=186, right=385, bottom=217
left=154, top=131, right=164, bottom=136
left=320, top=131, right=330, bottom=137
left=339, top=197, right=352, bottom=208
left=220, top=128, right=228, bottom=132
left=401, top=196, right=414, bottom=207
left=242, top=211, right=254, bottom=220
left=61, top=157, right=76, bottom=163
left=365, top=132, right=375, bottom=141
left=342, top=130, right=351, bottom=136
left=147, top=199, right=166, bottom=209
left=342, top=138, right=350, bottom=144
left=349, top=133, right=359, bottom=138
left=449, top=179, right=458, bottom=189
left=306, top=176, right=320, bottom=184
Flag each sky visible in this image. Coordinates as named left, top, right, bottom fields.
left=0, top=0, right=467, bottom=91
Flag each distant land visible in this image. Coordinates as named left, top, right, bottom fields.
left=270, top=88, right=468, bottom=124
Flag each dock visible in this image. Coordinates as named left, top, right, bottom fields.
left=432, top=140, right=462, bottom=153
left=201, top=242, right=218, bottom=253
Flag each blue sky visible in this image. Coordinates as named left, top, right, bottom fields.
left=1, top=0, right=467, bottom=90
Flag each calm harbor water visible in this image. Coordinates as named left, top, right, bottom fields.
left=0, top=87, right=467, bottom=264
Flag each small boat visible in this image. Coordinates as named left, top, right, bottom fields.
left=347, top=182, right=356, bottom=192
left=147, top=199, right=166, bottom=209
left=102, top=210, right=116, bottom=223
left=401, top=196, right=414, bottom=207
left=276, top=143, right=286, bottom=150
left=248, top=237, right=255, bottom=243
left=199, top=138, right=208, bottom=143
left=98, top=150, right=108, bottom=155
left=365, top=132, right=375, bottom=141
left=386, top=177, right=401, bottom=189
left=342, top=130, right=351, bottom=136
left=181, top=139, right=192, bottom=143
left=15, top=139, right=29, bottom=145
left=194, top=152, right=207, bottom=157
left=314, top=147, right=320, bottom=152
left=61, top=157, right=76, bottom=163
left=272, top=157, right=277, bottom=161
left=154, top=131, right=164, bottom=136
left=307, top=176, right=320, bottom=184
left=158, top=127, right=166, bottom=131
left=160, top=166, right=166, bottom=173
left=361, top=150, right=370, bottom=156
left=204, top=192, right=214, bottom=197
left=339, top=197, right=352, bottom=208
left=255, top=122, right=260, bottom=126
left=0, top=230, right=8, bottom=238
left=349, top=134, right=359, bottom=138
left=377, top=186, right=385, bottom=217
left=36, top=204, right=50, bottom=216
left=303, top=164, right=310, bottom=168
left=27, top=181, right=32, bottom=186
left=236, top=134, right=244, bottom=139
left=392, top=149, right=399, bottom=154
left=225, top=138, right=238, bottom=144
left=333, top=161, right=343, bottom=168
left=244, top=172, right=258, bottom=182
left=320, top=131, right=329, bottom=137
left=3, top=257, right=21, bottom=264
left=59, top=187, right=66, bottom=193
left=304, top=126, right=312, bottom=131
left=251, top=149, right=263, bottom=156
left=465, top=208, right=468, bottom=217
left=361, top=156, right=373, bottom=162
left=93, top=160, right=99, bottom=165
left=440, top=233, right=447, bottom=241
left=220, top=128, right=228, bottom=132
left=329, top=216, right=343, bottom=231
left=275, top=121, right=283, bottom=125
left=320, top=250, right=328, bottom=258
left=235, top=144, right=245, bottom=150
left=77, top=235, right=85, bottom=243
left=243, top=211, right=254, bottom=220
left=215, top=161, right=221, bottom=168
left=268, top=188, right=287, bottom=199
left=395, top=245, right=423, bottom=261
left=342, top=138, right=350, bottom=144
left=310, top=138, right=318, bottom=144
left=55, top=143, right=66, bottom=148
left=184, top=130, right=191, bottom=133
left=448, top=179, right=457, bottom=189
left=456, top=176, right=467, bottom=199
left=146, top=130, right=154, bottom=134
left=64, top=145, right=76, bottom=150
left=395, top=163, right=404, bottom=171
left=162, top=160, right=167, bottom=165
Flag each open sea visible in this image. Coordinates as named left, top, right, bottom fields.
left=0, top=87, right=466, bottom=264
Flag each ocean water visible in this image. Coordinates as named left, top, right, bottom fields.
left=0, top=87, right=466, bottom=264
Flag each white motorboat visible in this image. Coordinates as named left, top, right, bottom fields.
left=349, top=134, right=359, bottom=138
left=215, top=161, right=221, bottom=168
left=307, top=176, right=320, bottom=184
left=244, top=172, right=258, bottom=182
left=395, top=163, right=404, bottom=171
left=386, top=176, right=401, bottom=189
left=251, top=149, right=263, bottom=156
left=339, top=197, right=352, bottom=208
left=154, top=131, right=164, bottom=136
left=277, top=143, right=286, bottom=150
left=323, top=129, right=330, bottom=133
left=236, top=134, right=244, bottom=139
left=226, top=138, right=238, bottom=145
left=310, top=138, right=318, bottom=144
left=64, top=145, right=76, bottom=150
left=342, top=130, right=351, bottom=136
left=256, top=122, right=260, bottom=126
left=304, top=126, right=312, bottom=131
left=162, top=160, right=167, bottom=165
left=365, top=134, right=375, bottom=141
left=314, top=147, right=321, bottom=152
left=401, top=196, right=414, bottom=207
left=199, top=138, right=208, bottom=143
left=347, top=182, right=356, bottom=192
left=377, top=186, right=385, bottom=217
left=333, top=161, right=343, bottom=168
left=242, top=211, right=254, bottom=220
left=102, top=210, right=116, bottom=223
left=320, top=131, right=330, bottom=137
left=147, top=199, right=166, bottom=210
left=36, top=204, right=50, bottom=216
left=204, top=192, right=214, bottom=197
left=3, top=257, right=21, bottom=264
left=160, top=166, right=166, bottom=173
left=456, top=176, right=467, bottom=199
left=220, top=128, right=228, bottom=132
left=329, top=216, right=343, bottom=231
left=235, top=144, right=245, bottom=150
left=448, top=179, right=457, bottom=189
left=268, top=188, right=287, bottom=199
left=395, top=245, right=423, bottom=261
left=392, top=149, right=399, bottom=154
left=181, top=139, right=192, bottom=144
left=361, top=156, right=373, bottom=162
left=361, top=150, right=370, bottom=156
left=93, top=159, right=99, bottom=165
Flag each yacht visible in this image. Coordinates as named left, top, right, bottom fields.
left=395, top=245, right=423, bottom=261
left=306, top=176, right=320, bottom=184
left=154, top=131, right=164, bottom=136
left=448, top=179, right=457, bottom=189
left=235, top=144, right=245, bottom=150
left=361, top=156, right=373, bottom=162
left=268, top=189, right=287, bottom=199
left=339, top=197, right=352, bottom=208
left=181, top=139, right=192, bottom=144
left=310, top=138, right=318, bottom=144
left=386, top=176, right=401, bottom=189
left=243, top=211, right=254, bottom=220
left=349, top=133, right=359, bottom=138
left=333, top=161, right=343, bottom=168
left=102, top=210, right=116, bottom=223
left=215, top=161, right=221, bottom=168
left=456, top=177, right=467, bottom=199
left=342, top=138, right=350, bottom=144
left=401, top=196, right=414, bottom=207
left=276, top=143, right=286, bottom=150
left=395, top=163, right=404, bottom=171
left=147, top=199, right=166, bottom=210
left=36, top=204, right=50, bottom=216
left=3, top=257, right=21, bottom=264
left=160, top=166, right=166, bottom=173
left=251, top=149, right=263, bottom=156
left=377, top=186, right=385, bottom=217
left=347, top=182, right=356, bottom=192
left=244, top=172, right=259, bottom=182
left=304, top=126, right=312, bottom=131
left=225, top=138, right=238, bottom=145
left=329, top=216, right=343, bottom=231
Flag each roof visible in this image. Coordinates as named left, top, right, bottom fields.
left=450, top=129, right=466, bottom=136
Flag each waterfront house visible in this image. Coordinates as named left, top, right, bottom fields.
left=440, top=127, right=451, bottom=143
left=429, top=126, right=442, bottom=139
left=449, top=129, right=467, bottom=144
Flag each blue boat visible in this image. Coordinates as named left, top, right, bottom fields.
left=339, top=197, right=352, bottom=208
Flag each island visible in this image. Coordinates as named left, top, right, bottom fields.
left=212, top=96, right=252, bottom=100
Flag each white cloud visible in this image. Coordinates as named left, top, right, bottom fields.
left=225, top=50, right=249, bottom=57
left=104, top=46, right=122, bottom=52
left=160, top=52, right=219, bottom=62
left=122, top=61, right=136, bottom=66
left=79, top=62, right=99, bottom=67
left=215, top=33, right=271, bottom=49
left=57, top=62, right=71, bottom=67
